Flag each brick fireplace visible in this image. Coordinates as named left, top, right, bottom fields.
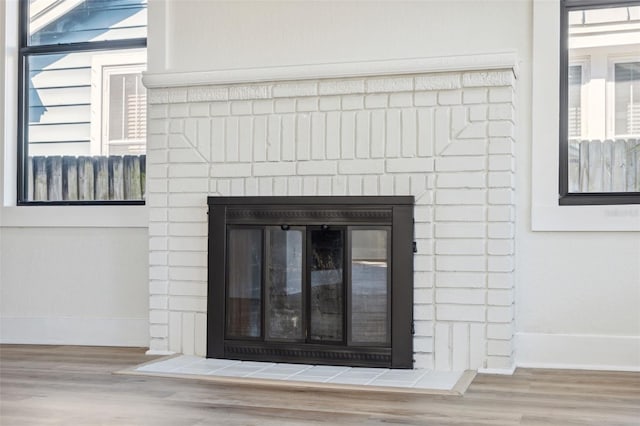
left=144, top=53, right=517, bottom=372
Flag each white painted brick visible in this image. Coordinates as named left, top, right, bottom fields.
left=414, top=353, right=434, bottom=370
left=147, top=178, right=168, bottom=194
left=331, top=175, right=347, bottom=195
left=389, top=93, right=413, bottom=108
left=297, top=114, right=311, bottom=160
left=470, top=323, right=485, bottom=370
left=488, top=155, right=515, bottom=172
left=401, top=109, right=417, bottom=157
left=148, top=223, right=168, bottom=237
left=489, top=104, right=515, bottom=121
left=317, top=176, right=332, bottom=195
left=169, top=149, right=206, bottom=164
left=319, top=79, right=365, bottom=95
left=415, top=271, right=433, bottom=289
left=486, top=355, right=514, bottom=370
left=415, top=74, right=461, bottom=90
left=488, top=222, right=515, bottom=239
left=258, top=177, right=273, bottom=196
left=150, top=295, right=168, bottom=310
left=488, top=171, right=514, bottom=188
left=149, top=118, right=169, bottom=135
left=435, top=189, right=486, bottom=205
left=414, top=288, right=433, bottom=304
left=437, top=304, right=485, bottom=322
left=168, top=88, right=188, bottom=103
left=414, top=254, right=434, bottom=272
left=469, top=105, right=487, bottom=121
left=296, top=160, right=337, bottom=175
left=149, top=237, right=168, bottom=251
left=273, top=177, right=288, bottom=195
left=488, top=121, right=514, bottom=138
left=386, top=158, right=434, bottom=173
left=487, top=305, right=514, bottom=323
left=435, top=157, right=486, bottom=172
left=169, top=237, right=207, bottom=252
left=436, top=288, right=485, bottom=305
left=325, top=111, right=341, bottom=159
left=385, top=109, right=401, bottom=158
left=414, top=304, right=434, bottom=321
left=170, top=296, right=207, bottom=312
left=244, top=178, right=258, bottom=195
left=310, top=112, right=326, bottom=160
left=438, top=90, right=462, bottom=105
left=414, top=205, right=433, bottom=223
left=488, top=188, right=515, bottom=205
left=231, top=101, right=252, bottom=115
left=253, top=162, right=296, bottom=176
left=341, top=111, right=356, bottom=159
left=252, top=99, right=274, bottom=115
left=149, top=310, right=169, bottom=324
left=267, top=115, right=281, bottom=161
left=169, top=193, right=206, bottom=208
left=361, top=175, right=377, bottom=195
left=167, top=178, right=208, bottom=193
left=488, top=239, right=514, bottom=255
left=210, top=163, right=251, bottom=178
left=394, top=174, right=411, bottom=195
left=463, top=88, right=487, bottom=104
left=149, top=251, right=168, bottom=266
left=169, top=252, right=207, bottom=268
left=297, top=97, right=318, bottom=112
left=488, top=205, right=514, bottom=222
left=456, top=122, right=486, bottom=139
left=195, top=313, right=207, bottom=357
left=147, top=194, right=168, bottom=208
left=462, top=71, right=515, bottom=88
left=169, top=312, right=181, bottom=353
left=364, top=94, right=388, bottom=108
left=149, top=208, right=168, bottom=223
left=338, top=159, right=384, bottom=175
left=210, top=101, right=230, bottom=117
left=148, top=89, right=168, bottom=104
left=347, top=175, right=363, bottom=195
left=436, top=272, right=485, bottom=288
left=281, top=115, right=296, bottom=161
left=435, top=239, right=485, bottom=255
left=488, top=256, right=514, bottom=272
left=302, top=176, right=316, bottom=195
left=319, top=96, right=341, bottom=111
left=435, top=205, right=485, bottom=222
left=489, top=138, right=515, bottom=155
left=369, top=110, right=386, bottom=158
left=488, top=289, right=514, bottom=306
left=272, top=82, right=318, bottom=98
left=435, top=222, right=485, bottom=238
left=367, top=77, right=413, bottom=93
left=229, top=84, right=271, bottom=100
left=188, top=86, right=228, bottom=103
left=275, top=99, right=296, bottom=113
left=168, top=163, right=209, bottom=178
left=353, top=111, right=370, bottom=159
left=488, top=272, right=514, bottom=289
left=436, top=255, right=485, bottom=272
left=342, top=95, right=364, bottom=110
left=150, top=325, right=168, bottom=339
left=287, top=176, right=303, bottom=195
left=487, top=340, right=513, bottom=356
left=147, top=149, right=168, bottom=165
left=170, top=281, right=207, bottom=297
left=434, top=323, right=451, bottom=370
left=414, top=337, right=434, bottom=353
left=487, top=323, right=514, bottom=340
left=489, top=87, right=514, bottom=103
left=169, top=222, right=207, bottom=237
left=414, top=91, right=437, bottom=106
left=169, top=267, right=207, bottom=282
left=436, top=172, right=486, bottom=189
left=452, top=323, right=470, bottom=370
left=169, top=103, right=189, bottom=118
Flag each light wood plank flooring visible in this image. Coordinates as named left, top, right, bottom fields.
left=1, top=345, right=638, bottom=425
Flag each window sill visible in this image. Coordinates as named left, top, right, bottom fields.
left=0, top=205, right=148, bottom=228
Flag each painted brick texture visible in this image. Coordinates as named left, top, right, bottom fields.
left=147, top=69, right=516, bottom=372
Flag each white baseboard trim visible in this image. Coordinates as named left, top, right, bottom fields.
left=0, top=317, right=149, bottom=347
left=516, top=332, right=640, bottom=372
left=146, top=349, right=175, bottom=356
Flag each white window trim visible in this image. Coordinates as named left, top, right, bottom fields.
left=90, top=50, right=146, bottom=156
left=568, top=58, right=590, bottom=139
left=0, top=1, right=147, bottom=228
left=607, top=55, right=640, bottom=139
left=531, top=0, right=640, bottom=232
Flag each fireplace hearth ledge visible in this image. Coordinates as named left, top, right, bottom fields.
left=118, top=355, right=476, bottom=396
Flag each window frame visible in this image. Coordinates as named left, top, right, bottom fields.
left=559, top=0, right=640, bottom=206
left=17, top=0, right=147, bottom=206
left=608, top=57, right=640, bottom=139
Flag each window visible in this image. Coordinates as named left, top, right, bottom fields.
left=559, top=0, right=640, bottom=205
left=18, top=0, right=147, bottom=204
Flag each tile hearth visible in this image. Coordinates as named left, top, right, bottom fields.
left=132, top=355, right=472, bottom=394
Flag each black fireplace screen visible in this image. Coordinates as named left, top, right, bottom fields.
left=208, top=196, right=414, bottom=368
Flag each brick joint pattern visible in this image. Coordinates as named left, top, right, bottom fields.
left=147, top=69, right=516, bottom=371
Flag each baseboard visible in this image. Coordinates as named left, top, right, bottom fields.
left=516, top=332, right=640, bottom=372
left=477, top=365, right=517, bottom=375
left=0, top=317, right=149, bottom=347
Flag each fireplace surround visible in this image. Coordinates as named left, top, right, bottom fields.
left=208, top=196, right=414, bottom=368
left=144, top=54, right=518, bottom=372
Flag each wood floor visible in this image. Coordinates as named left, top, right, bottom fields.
left=1, top=345, right=638, bottom=425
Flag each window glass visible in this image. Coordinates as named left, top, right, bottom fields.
left=20, top=0, right=147, bottom=202
left=563, top=4, right=640, bottom=198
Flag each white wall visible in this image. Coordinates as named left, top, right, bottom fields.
left=0, top=0, right=149, bottom=347
left=147, top=0, right=640, bottom=370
